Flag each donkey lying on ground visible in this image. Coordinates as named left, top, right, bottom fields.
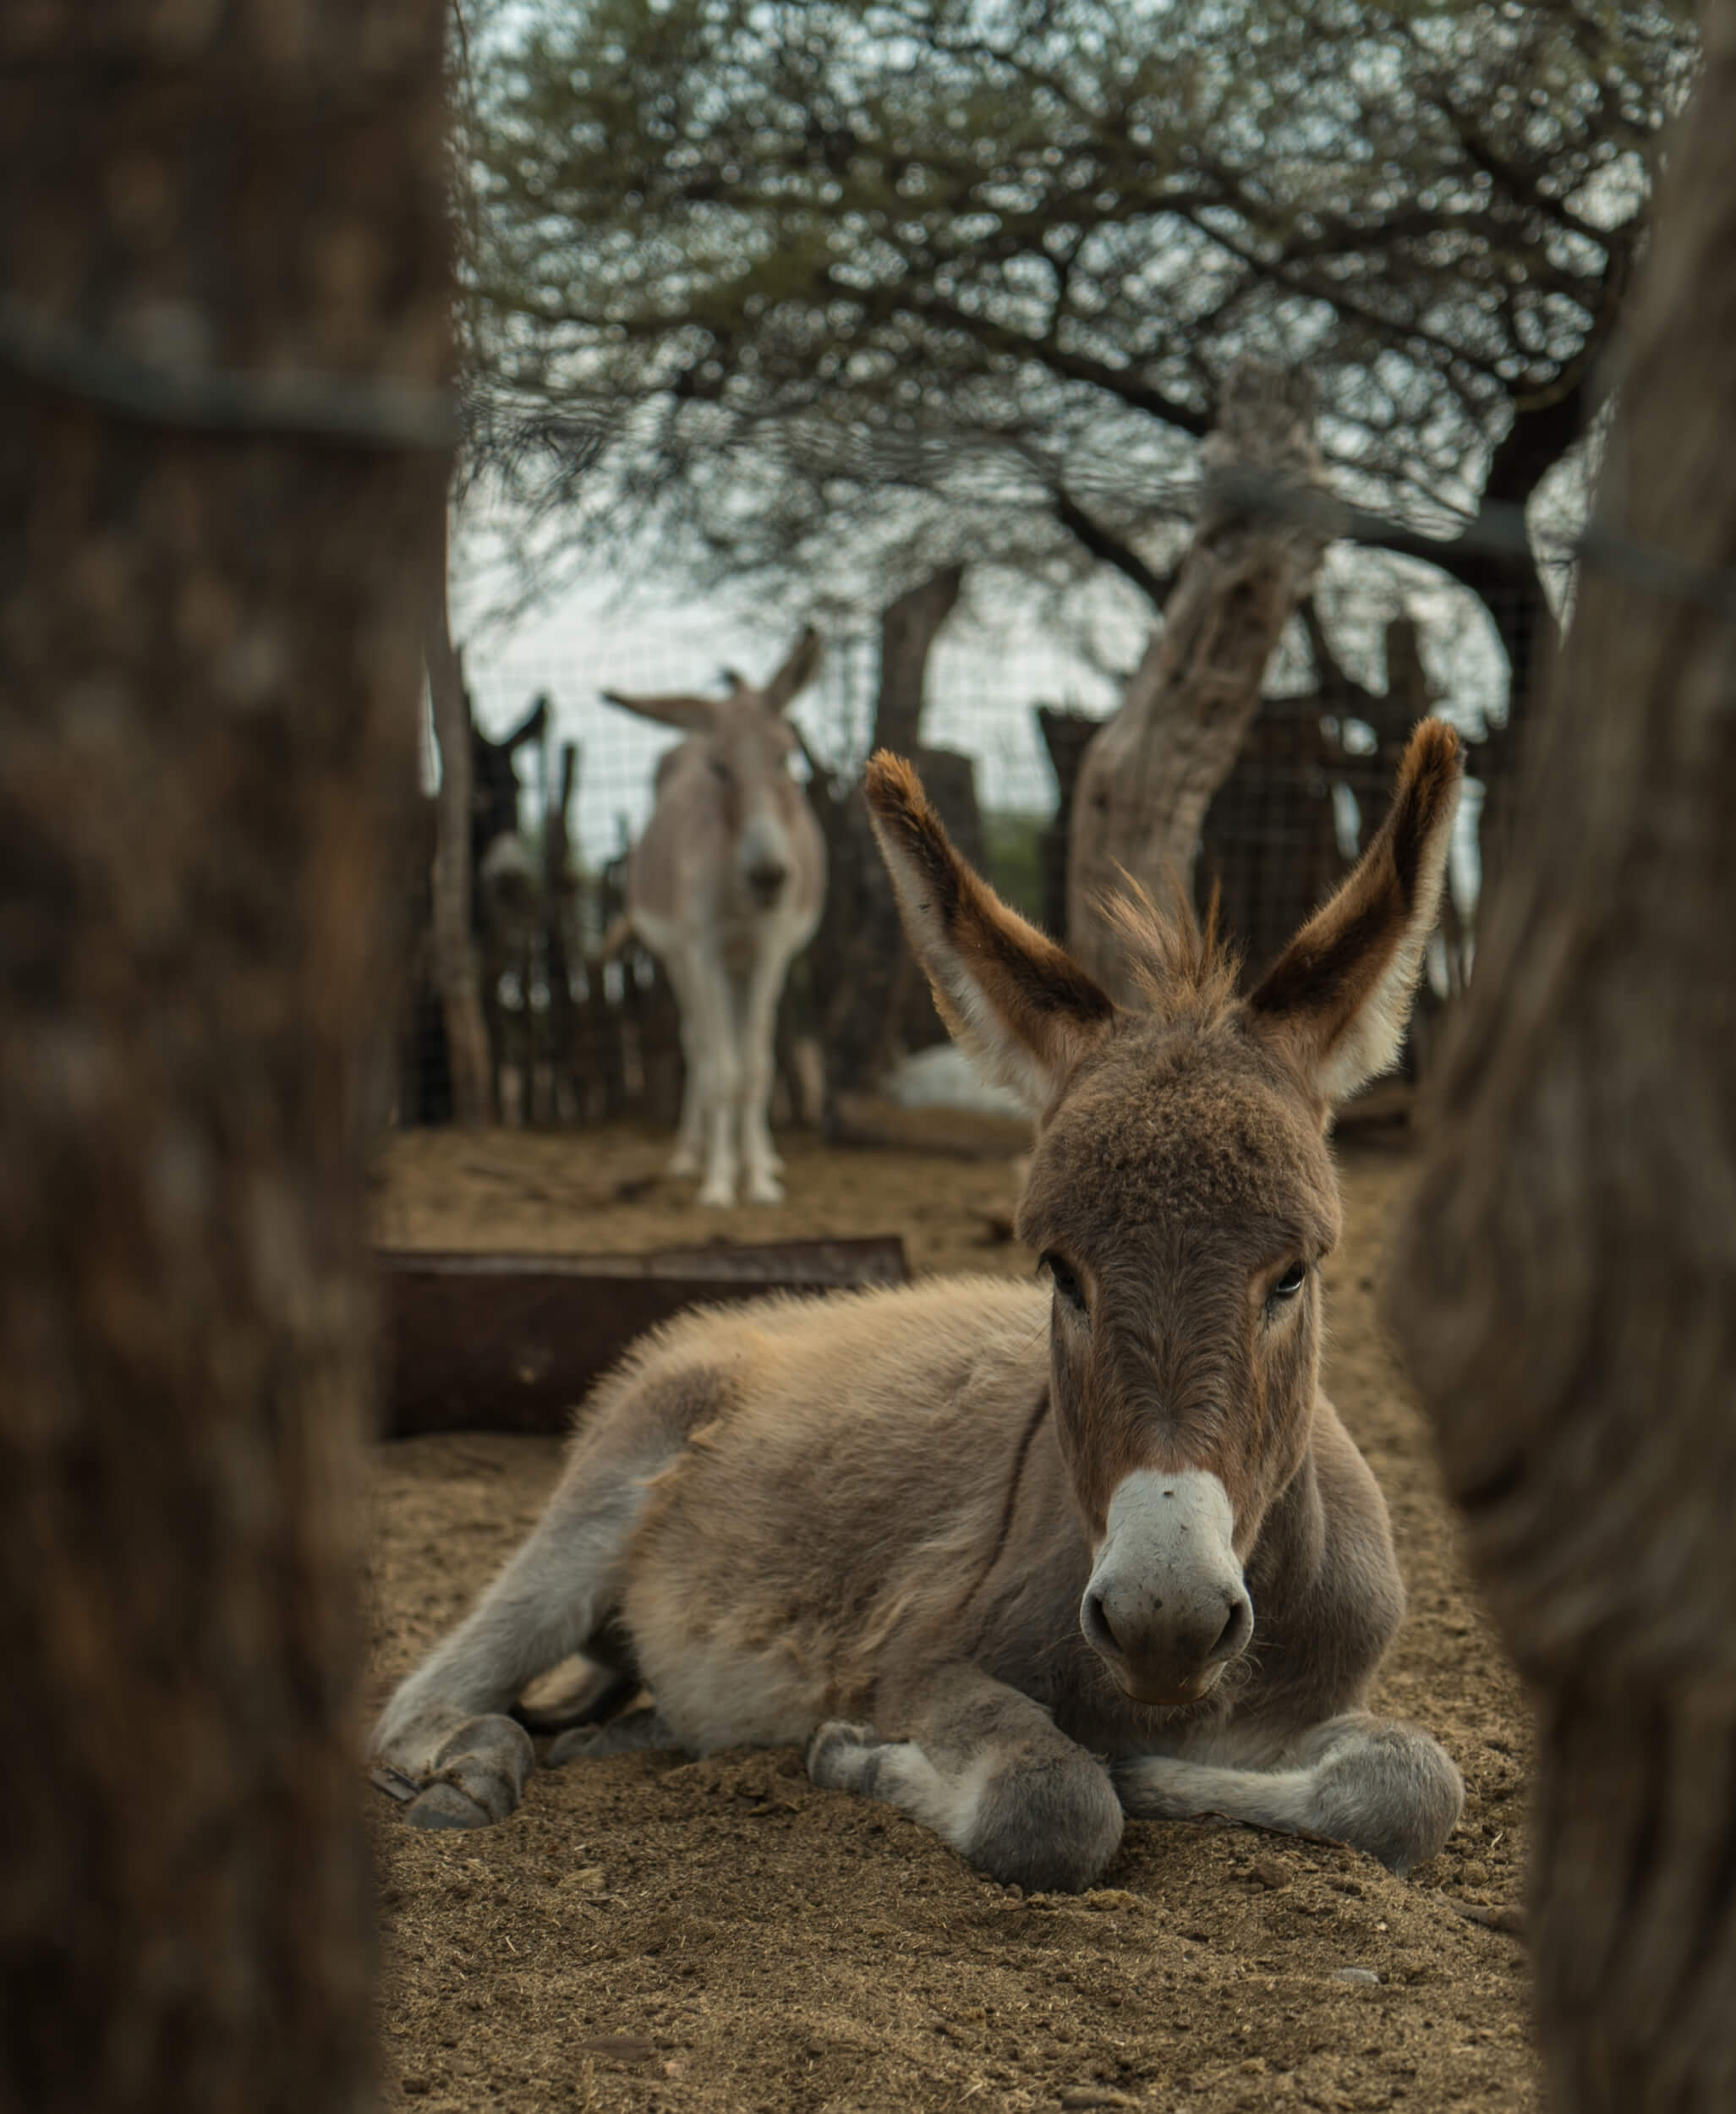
left=375, top=722, right=1465, bottom=1891
left=602, top=631, right=826, bottom=1206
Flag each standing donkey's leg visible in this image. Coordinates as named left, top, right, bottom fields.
left=372, top=1406, right=685, bottom=1831
left=675, top=941, right=742, bottom=1208
left=808, top=1662, right=1124, bottom=1893
left=660, top=947, right=707, bottom=1180
left=1114, top=1711, right=1463, bottom=1876
left=737, top=939, right=794, bottom=1204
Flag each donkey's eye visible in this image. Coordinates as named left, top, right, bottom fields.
left=709, top=758, right=733, bottom=784
left=1040, top=1252, right=1087, bottom=1316
left=1271, top=1261, right=1308, bottom=1301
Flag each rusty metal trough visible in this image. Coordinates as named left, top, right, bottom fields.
left=376, top=1236, right=908, bottom=1439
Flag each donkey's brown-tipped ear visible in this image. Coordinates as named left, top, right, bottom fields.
left=762, top=627, right=823, bottom=713
left=1249, top=719, right=1463, bottom=1107
left=600, top=688, right=715, bottom=735
left=865, top=751, right=1114, bottom=1114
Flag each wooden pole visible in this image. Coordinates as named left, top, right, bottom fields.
left=422, top=514, right=493, bottom=1127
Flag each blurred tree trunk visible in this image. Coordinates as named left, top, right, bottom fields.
left=1452, top=550, right=1555, bottom=908
left=422, top=523, right=493, bottom=1126
left=873, top=565, right=964, bottom=757
left=1068, top=361, right=1332, bottom=999
left=1196, top=699, right=1344, bottom=983
left=1036, top=706, right=1099, bottom=939
left=0, top=3, right=447, bottom=2110
left=1390, top=17, right=1736, bottom=2109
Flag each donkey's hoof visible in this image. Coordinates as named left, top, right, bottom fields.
left=545, top=1722, right=608, bottom=1768
left=405, top=1780, right=497, bottom=1831
left=406, top=1754, right=527, bottom=1829
left=698, top=1180, right=738, bottom=1208
left=807, top=1718, right=885, bottom=1790
left=743, top=1172, right=786, bottom=1206
left=396, top=1712, right=535, bottom=1827
left=546, top=1705, right=676, bottom=1766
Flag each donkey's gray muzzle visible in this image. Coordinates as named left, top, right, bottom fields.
left=739, top=816, right=791, bottom=908
left=1082, top=1469, right=1252, bottom=1706
left=745, top=860, right=788, bottom=906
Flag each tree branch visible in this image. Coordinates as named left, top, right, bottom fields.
left=917, top=291, right=1211, bottom=436
left=1051, top=489, right=1175, bottom=608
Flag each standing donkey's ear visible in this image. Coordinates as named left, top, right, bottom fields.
left=761, top=627, right=823, bottom=714
left=600, top=689, right=715, bottom=735
left=866, top=752, right=1115, bottom=1114
left=1249, top=719, right=1463, bottom=1107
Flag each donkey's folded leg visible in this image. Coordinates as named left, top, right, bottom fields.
left=1115, top=1711, right=1464, bottom=1876
left=807, top=1664, right=1123, bottom=1893
left=372, top=1460, right=659, bottom=1831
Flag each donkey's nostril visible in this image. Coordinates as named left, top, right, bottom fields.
left=1208, top=1594, right=1253, bottom=1665
left=1083, top=1591, right=1120, bottom=1657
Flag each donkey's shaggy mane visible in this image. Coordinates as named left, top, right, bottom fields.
left=1097, top=877, right=1246, bottom=1028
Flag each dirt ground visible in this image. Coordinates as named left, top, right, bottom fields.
left=365, top=1125, right=1536, bottom=2114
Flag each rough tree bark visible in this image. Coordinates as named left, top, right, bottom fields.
left=0, top=3, right=447, bottom=2110
left=809, top=567, right=968, bottom=1095
left=1389, top=16, right=1736, bottom=2109
left=873, top=565, right=964, bottom=758
left=422, top=520, right=493, bottom=1126
left=1068, top=361, right=1333, bottom=998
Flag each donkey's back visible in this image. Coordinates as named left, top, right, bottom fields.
left=567, top=1279, right=1059, bottom=1745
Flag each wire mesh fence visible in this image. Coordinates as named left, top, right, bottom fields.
left=395, top=565, right=1552, bottom=1131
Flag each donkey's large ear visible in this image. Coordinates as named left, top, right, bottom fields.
left=1249, top=720, right=1463, bottom=1106
left=600, top=688, right=715, bottom=735
left=761, top=627, right=823, bottom=714
left=865, top=752, right=1114, bottom=1114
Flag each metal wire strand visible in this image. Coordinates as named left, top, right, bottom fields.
left=0, top=293, right=457, bottom=452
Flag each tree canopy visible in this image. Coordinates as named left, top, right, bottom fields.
left=467, top=0, right=1692, bottom=663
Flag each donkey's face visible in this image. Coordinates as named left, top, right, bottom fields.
left=867, top=722, right=1461, bottom=1710
left=1020, top=1021, right=1339, bottom=1704
left=602, top=627, right=822, bottom=910
left=702, top=694, right=808, bottom=907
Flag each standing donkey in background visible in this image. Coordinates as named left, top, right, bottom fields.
left=375, top=722, right=1465, bottom=1892
left=603, top=631, right=826, bottom=1206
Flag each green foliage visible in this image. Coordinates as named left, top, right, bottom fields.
left=981, top=806, right=1049, bottom=928
left=465, top=0, right=1694, bottom=612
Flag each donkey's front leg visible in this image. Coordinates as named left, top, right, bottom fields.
left=736, top=946, right=792, bottom=1204
left=807, top=1663, right=1123, bottom=1893
left=1115, top=1711, right=1463, bottom=1876
left=676, top=949, right=742, bottom=1207
left=664, top=966, right=707, bottom=1180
